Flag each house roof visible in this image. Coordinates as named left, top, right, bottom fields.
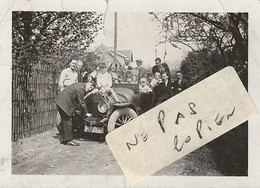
left=108, top=52, right=123, bottom=65
left=110, top=48, right=134, bottom=62
left=95, top=44, right=134, bottom=67
left=109, top=51, right=126, bottom=59
left=110, top=49, right=134, bottom=67
left=117, top=50, right=134, bottom=62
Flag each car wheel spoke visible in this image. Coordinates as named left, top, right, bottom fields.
left=126, top=115, right=133, bottom=122
left=115, top=112, right=136, bottom=128
left=115, top=122, right=121, bottom=126
left=117, top=117, right=124, bottom=124
left=124, top=114, right=133, bottom=123
left=120, top=114, right=125, bottom=123
left=123, top=114, right=128, bottom=123
left=125, top=114, right=130, bottom=122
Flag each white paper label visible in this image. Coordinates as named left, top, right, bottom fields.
left=106, top=67, right=257, bottom=182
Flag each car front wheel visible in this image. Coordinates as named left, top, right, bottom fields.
left=107, top=108, right=137, bottom=132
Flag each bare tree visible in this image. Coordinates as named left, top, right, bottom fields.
left=150, top=12, right=248, bottom=64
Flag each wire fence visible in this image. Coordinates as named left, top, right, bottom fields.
left=12, top=60, right=60, bottom=142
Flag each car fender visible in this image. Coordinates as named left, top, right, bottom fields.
left=113, top=103, right=138, bottom=114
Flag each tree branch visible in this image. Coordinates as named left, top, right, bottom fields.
left=189, top=13, right=229, bottom=32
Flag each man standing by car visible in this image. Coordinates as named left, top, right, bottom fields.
left=74, top=59, right=87, bottom=139
left=76, top=59, right=84, bottom=82
left=57, top=59, right=79, bottom=134
left=124, top=57, right=133, bottom=70
left=173, top=70, right=189, bottom=94
left=58, top=59, right=78, bottom=91
left=55, top=82, right=94, bottom=146
left=152, top=57, right=171, bottom=81
left=135, top=59, right=147, bottom=81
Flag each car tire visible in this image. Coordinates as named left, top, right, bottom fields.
left=107, top=108, right=137, bottom=132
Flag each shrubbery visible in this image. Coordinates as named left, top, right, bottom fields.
left=179, top=50, right=248, bottom=176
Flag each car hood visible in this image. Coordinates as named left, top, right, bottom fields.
left=114, top=87, right=137, bottom=103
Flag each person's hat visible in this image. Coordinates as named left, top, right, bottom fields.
left=135, top=59, right=143, bottom=63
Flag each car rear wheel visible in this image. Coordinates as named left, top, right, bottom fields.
left=107, top=108, right=137, bottom=132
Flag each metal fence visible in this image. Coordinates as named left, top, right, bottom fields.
left=12, top=60, right=60, bottom=142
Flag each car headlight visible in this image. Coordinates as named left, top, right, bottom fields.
left=98, top=101, right=110, bottom=114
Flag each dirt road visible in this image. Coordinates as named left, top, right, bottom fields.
left=12, top=129, right=222, bottom=176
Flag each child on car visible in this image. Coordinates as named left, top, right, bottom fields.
left=139, top=77, right=152, bottom=93
left=150, top=71, right=162, bottom=88
left=147, top=72, right=154, bottom=84
left=132, top=75, right=138, bottom=84
left=126, top=71, right=133, bottom=84
left=84, top=63, right=121, bottom=103
left=97, top=63, right=121, bottom=102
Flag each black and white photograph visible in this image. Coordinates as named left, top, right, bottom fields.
left=11, top=11, right=250, bottom=178
left=0, top=0, right=258, bottom=186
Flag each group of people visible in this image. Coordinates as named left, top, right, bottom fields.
left=149, top=58, right=189, bottom=104
left=54, top=57, right=189, bottom=146
left=85, top=57, right=144, bottom=85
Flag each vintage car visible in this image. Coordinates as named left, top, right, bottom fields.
left=77, top=83, right=155, bottom=135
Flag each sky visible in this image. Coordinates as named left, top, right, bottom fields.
left=89, top=12, right=190, bottom=69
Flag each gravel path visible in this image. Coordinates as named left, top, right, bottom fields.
left=12, top=129, right=222, bottom=176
